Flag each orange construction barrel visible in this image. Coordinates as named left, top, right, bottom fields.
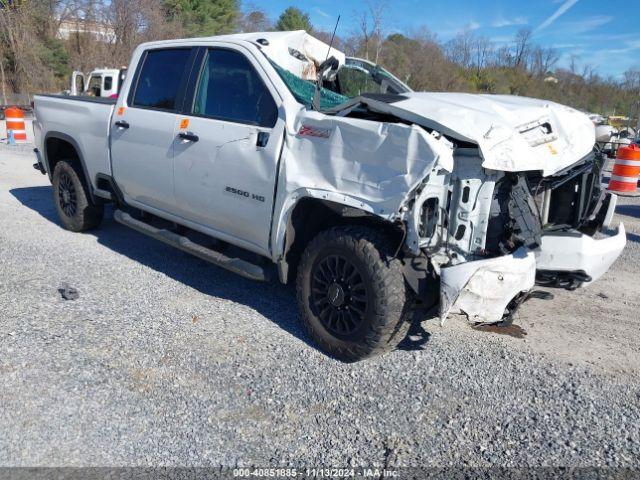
left=5, top=106, right=27, bottom=144
left=608, top=144, right=640, bottom=194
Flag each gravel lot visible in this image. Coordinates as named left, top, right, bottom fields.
left=0, top=143, right=639, bottom=468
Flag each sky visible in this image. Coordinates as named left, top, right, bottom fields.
left=257, top=0, right=639, bottom=78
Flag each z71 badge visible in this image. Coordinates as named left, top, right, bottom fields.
left=298, top=125, right=332, bottom=139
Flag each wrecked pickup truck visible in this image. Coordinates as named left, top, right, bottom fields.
left=33, top=31, right=626, bottom=361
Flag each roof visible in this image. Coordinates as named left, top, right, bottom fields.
left=138, top=31, right=346, bottom=81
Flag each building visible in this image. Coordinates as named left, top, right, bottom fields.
left=57, top=18, right=116, bottom=43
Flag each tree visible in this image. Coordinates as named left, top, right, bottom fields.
left=355, top=0, right=386, bottom=62
left=381, top=29, right=459, bottom=91
left=275, top=7, right=312, bottom=32
left=512, top=28, right=532, bottom=69
left=163, top=0, right=239, bottom=36
left=240, top=6, right=271, bottom=32
left=0, top=0, right=64, bottom=93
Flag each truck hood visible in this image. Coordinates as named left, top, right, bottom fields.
left=352, top=92, right=596, bottom=176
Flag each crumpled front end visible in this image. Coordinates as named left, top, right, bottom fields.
left=402, top=146, right=626, bottom=324
left=440, top=248, right=536, bottom=323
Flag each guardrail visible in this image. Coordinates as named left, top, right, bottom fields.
left=1, top=93, right=33, bottom=106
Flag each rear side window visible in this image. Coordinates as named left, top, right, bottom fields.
left=104, top=76, right=113, bottom=91
left=132, top=49, right=191, bottom=111
left=193, top=49, right=277, bottom=127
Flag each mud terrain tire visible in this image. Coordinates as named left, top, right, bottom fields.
left=52, top=160, right=103, bottom=232
left=296, top=225, right=410, bottom=361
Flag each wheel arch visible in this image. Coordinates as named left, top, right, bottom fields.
left=275, top=193, right=404, bottom=284
left=43, top=132, right=95, bottom=203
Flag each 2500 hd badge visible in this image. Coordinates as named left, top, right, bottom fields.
left=225, top=186, right=265, bottom=203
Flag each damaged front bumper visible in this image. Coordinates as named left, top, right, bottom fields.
left=535, top=223, right=626, bottom=288
left=439, top=247, right=536, bottom=323
left=438, top=222, right=626, bottom=323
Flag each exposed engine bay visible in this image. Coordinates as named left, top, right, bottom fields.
left=401, top=146, right=624, bottom=323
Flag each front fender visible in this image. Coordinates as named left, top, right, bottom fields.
left=271, top=187, right=381, bottom=265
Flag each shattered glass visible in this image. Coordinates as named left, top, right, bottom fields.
left=271, top=61, right=349, bottom=111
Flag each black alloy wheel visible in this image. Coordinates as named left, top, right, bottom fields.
left=57, top=171, right=78, bottom=217
left=51, top=160, right=104, bottom=232
left=296, top=226, right=411, bottom=361
left=311, top=254, right=368, bottom=337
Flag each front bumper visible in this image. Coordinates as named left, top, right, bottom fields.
left=439, top=248, right=536, bottom=323
left=438, top=222, right=626, bottom=323
left=535, top=222, right=626, bottom=286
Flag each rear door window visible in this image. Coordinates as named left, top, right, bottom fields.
left=87, top=75, right=102, bottom=97
left=192, top=49, right=278, bottom=127
left=132, top=48, right=192, bottom=111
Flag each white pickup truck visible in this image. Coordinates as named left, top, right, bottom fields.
left=33, top=31, right=626, bottom=361
left=68, top=68, right=128, bottom=98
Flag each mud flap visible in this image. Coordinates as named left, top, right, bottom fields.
left=440, top=247, right=536, bottom=324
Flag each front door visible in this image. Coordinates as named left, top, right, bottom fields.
left=173, top=46, right=285, bottom=255
left=110, top=47, right=195, bottom=215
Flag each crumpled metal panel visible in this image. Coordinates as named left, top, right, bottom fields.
left=341, top=93, right=596, bottom=177
left=439, top=248, right=536, bottom=323
left=271, top=113, right=454, bottom=261
left=284, top=114, right=454, bottom=217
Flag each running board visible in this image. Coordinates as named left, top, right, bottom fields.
left=113, top=210, right=270, bottom=282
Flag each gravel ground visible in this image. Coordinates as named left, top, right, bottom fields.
left=0, top=143, right=639, bottom=468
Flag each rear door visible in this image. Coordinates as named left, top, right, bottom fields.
left=110, top=47, right=196, bottom=214
left=172, top=45, right=285, bottom=255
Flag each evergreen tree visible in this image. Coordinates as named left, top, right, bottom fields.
left=275, top=7, right=312, bottom=32
left=164, top=0, right=240, bottom=36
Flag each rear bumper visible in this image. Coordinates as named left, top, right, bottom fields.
left=535, top=223, right=626, bottom=286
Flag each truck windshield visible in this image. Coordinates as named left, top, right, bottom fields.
left=271, top=57, right=411, bottom=112
left=271, top=61, right=349, bottom=110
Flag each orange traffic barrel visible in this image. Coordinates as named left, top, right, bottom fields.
left=5, top=106, right=27, bottom=144
left=608, top=144, right=640, bottom=194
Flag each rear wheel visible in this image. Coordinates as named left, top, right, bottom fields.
left=52, top=160, right=103, bottom=232
left=296, top=226, right=410, bottom=361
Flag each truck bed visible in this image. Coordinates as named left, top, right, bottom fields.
left=33, top=94, right=116, bottom=186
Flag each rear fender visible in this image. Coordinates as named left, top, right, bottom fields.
left=43, top=131, right=96, bottom=202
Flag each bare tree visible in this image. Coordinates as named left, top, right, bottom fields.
left=240, top=5, right=272, bottom=32
left=623, top=68, right=640, bottom=97
left=355, top=0, right=386, bottom=62
left=0, top=50, right=7, bottom=104
left=445, top=31, right=474, bottom=69
left=530, top=46, right=559, bottom=77
left=512, top=28, right=532, bottom=70
left=0, top=0, right=54, bottom=92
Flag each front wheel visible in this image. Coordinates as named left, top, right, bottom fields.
left=52, top=160, right=103, bottom=232
left=296, top=226, right=410, bottom=361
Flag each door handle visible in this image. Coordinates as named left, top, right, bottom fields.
left=257, top=131, right=270, bottom=147
left=178, top=131, right=199, bottom=143
left=115, top=120, right=129, bottom=129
